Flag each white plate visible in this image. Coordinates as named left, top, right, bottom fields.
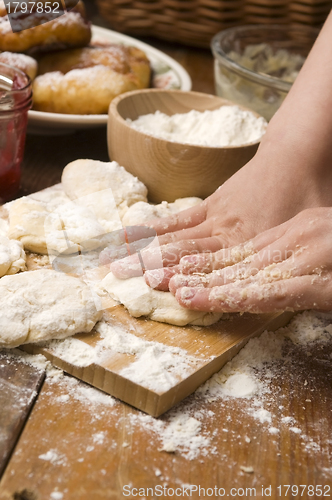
left=27, top=25, right=192, bottom=135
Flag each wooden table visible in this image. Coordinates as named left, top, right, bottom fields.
left=1, top=14, right=332, bottom=500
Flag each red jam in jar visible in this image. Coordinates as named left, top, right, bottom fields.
left=0, top=63, right=32, bottom=203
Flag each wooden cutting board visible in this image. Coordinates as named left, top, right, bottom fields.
left=1, top=191, right=293, bottom=417
left=24, top=312, right=293, bottom=417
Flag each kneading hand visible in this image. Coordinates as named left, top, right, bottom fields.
left=159, top=208, right=332, bottom=314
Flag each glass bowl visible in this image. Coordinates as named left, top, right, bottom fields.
left=211, top=25, right=319, bottom=121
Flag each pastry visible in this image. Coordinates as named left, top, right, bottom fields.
left=0, top=1, right=91, bottom=53
left=32, top=44, right=151, bottom=114
left=0, top=51, right=38, bottom=80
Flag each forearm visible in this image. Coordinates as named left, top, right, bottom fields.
left=257, top=10, right=332, bottom=182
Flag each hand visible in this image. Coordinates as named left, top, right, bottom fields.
left=110, top=142, right=332, bottom=282
left=164, top=208, right=332, bottom=314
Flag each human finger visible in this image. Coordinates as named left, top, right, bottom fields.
left=169, top=272, right=210, bottom=294
left=99, top=226, right=157, bottom=265
left=209, top=226, right=331, bottom=286
left=110, top=236, right=224, bottom=278
left=178, top=241, right=255, bottom=275
left=168, top=258, right=288, bottom=294
left=177, top=219, right=295, bottom=275
left=172, top=239, right=332, bottom=294
left=175, top=274, right=332, bottom=313
left=145, top=202, right=207, bottom=235
left=144, top=266, right=180, bottom=291
left=156, top=220, right=213, bottom=246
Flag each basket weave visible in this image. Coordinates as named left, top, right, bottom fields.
left=96, top=0, right=332, bottom=47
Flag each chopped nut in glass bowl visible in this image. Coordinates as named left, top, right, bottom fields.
left=211, top=25, right=319, bottom=121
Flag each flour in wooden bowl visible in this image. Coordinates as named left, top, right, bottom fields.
left=127, top=105, right=267, bottom=147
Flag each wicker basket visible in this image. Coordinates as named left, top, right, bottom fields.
left=95, top=0, right=332, bottom=47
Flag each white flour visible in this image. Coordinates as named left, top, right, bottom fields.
left=128, top=106, right=267, bottom=147
left=2, top=310, right=332, bottom=465
left=39, top=319, right=203, bottom=392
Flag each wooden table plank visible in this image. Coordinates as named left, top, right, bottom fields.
left=0, top=353, right=44, bottom=477
left=0, top=338, right=331, bottom=499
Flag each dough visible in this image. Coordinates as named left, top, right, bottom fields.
left=0, top=235, right=26, bottom=277
left=122, top=197, right=202, bottom=226
left=7, top=195, right=106, bottom=255
left=28, top=183, right=71, bottom=208
left=0, top=269, right=102, bottom=348
left=100, top=273, right=222, bottom=327
left=61, top=159, right=148, bottom=227
left=0, top=216, right=8, bottom=237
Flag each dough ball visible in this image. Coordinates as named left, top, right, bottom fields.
left=7, top=195, right=106, bottom=255
left=28, top=183, right=71, bottom=208
left=122, top=197, right=202, bottom=226
left=0, top=269, right=102, bottom=348
left=100, top=273, right=222, bottom=327
left=171, top=197, right=202, bottom=211
left=61, top=159, right=148, bottom=226
left=0, top=217, right=9, bottom=237
left=0, top=235, right=26, bottom=277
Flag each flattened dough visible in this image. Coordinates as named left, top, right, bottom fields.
left=0, top=269, right=102, bottom=348
left=61, top=159, right=148, bottom=224
left=0, top=235, right=26, bottom=277
left=122, top=197, right=202, bottom=226
left=100, top=273, right=222, bottom=327
left=7, top=195, right=106, bottom=255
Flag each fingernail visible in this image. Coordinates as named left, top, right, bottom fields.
left=181, top=255, right=197, bottom=264
left=144, top=269, right=164, bottom=288
left=180, top=255, right=199, bottom=271
left=180, top=287, right=196, bottom=305
left=110, top=256, right=143, bottom=278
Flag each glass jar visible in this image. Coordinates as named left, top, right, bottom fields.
left=0, top=62, right=32, bottom=203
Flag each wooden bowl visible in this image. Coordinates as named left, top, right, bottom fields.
left=108, top=89, right=262, bottom=203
